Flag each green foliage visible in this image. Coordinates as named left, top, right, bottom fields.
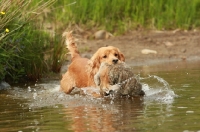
left=1, top=0, right=200, bottom=83
left=52, top=0, right=200, bottom=33
left=0, top=0, right=60, bottom=82
left=11, top=25, right=50, bottom=81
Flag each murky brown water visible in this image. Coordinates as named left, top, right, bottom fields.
left=0, top=60, right=200, bottom=132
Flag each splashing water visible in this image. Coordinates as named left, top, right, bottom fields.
left=140, top=75, right=177, bottom=104
left=8, top=74, right=176, bottom=109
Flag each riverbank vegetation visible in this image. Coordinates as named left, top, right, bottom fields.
left=56, top=0, right=200, bottom=34
left=1, top=0, right=200, bottom=83
left=0, top=0, right=63, bottom=82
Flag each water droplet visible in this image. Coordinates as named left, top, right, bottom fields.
left=186, top=111, right=194, bottom=114
left=28, top=86, right=31, bottom=92
left=177, top=107, right=187, bottom=109
left=33, top=93, right=37, bottom=99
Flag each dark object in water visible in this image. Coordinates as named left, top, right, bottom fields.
left=94, top=62, right=145, bottom=97
left=0, top=81, right=11, bottom=90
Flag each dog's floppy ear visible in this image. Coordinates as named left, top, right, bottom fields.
left=90, top=52, right=101, bottom=69
left=119, top=53, right=125, bottom=62
left=117, top=49, right=125, bottom=62
left=87, top=52, right=101, bottom=76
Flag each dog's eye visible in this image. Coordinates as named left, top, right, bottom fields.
left=114, top=53, right=118, bottom=57
left=103, top=55, right=107, bottom=58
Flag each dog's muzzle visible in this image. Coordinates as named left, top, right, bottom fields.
left=112, top=59, right=118, bottom=64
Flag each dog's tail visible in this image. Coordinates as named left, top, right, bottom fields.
left=62, top=31, right=80, bottom=61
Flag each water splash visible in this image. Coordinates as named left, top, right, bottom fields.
left=9, top=81, right=106, bottom=109
left=8, top=74, right=176, bottom=108
left=140, top=75, right=177, bottom=104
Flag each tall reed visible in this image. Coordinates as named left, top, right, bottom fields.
left=53, top=0, right=200, bottom=33
left=1, top=0, right=200, bottom=83
left=0, top=0, right=57, bottom=82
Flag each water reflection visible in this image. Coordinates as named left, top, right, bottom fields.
left=0, top=60, right=200, bottom=132
left=62, top=97, right=144, bottom=132
left=1, top=74, right=173, bottom=132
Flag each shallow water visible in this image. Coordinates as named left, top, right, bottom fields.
left=0, top=60, right=200, bottom=132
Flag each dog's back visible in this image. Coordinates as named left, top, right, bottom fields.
left=61, top=31, right=95, bottom=93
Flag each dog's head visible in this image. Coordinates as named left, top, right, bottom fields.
left=92, top=46, right=125, bottom=64
left=88, top=46, right=125, bottom=76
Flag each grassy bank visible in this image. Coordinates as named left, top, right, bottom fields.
left=54, top=0, right=200, bottom=34
left=0, top=0, right=66, bottom=82
left=1, top=0, right=200, bottom=83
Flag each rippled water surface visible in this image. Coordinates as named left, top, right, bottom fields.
left=0, top=60, right=200, bottom=132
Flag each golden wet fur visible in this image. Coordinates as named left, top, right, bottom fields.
left=60, top=31, right=125, bottom=94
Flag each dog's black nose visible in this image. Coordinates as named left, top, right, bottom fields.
left=109, top=90, right=114, bottom=94
left=112, top=59, right=118, bottom=64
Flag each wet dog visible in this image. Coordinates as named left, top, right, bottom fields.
left=94, top=62, right=145, bottom=97
left=60, top=31, right=125, bottom=94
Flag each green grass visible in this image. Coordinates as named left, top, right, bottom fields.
left=1, top=0, right=200, bottom=83
left=0, top=0, right=62, bottom=82
left=52, top=0, right=200, bottom=33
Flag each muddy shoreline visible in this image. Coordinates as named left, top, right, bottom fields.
left=75, top=30, right=200, bottom=66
